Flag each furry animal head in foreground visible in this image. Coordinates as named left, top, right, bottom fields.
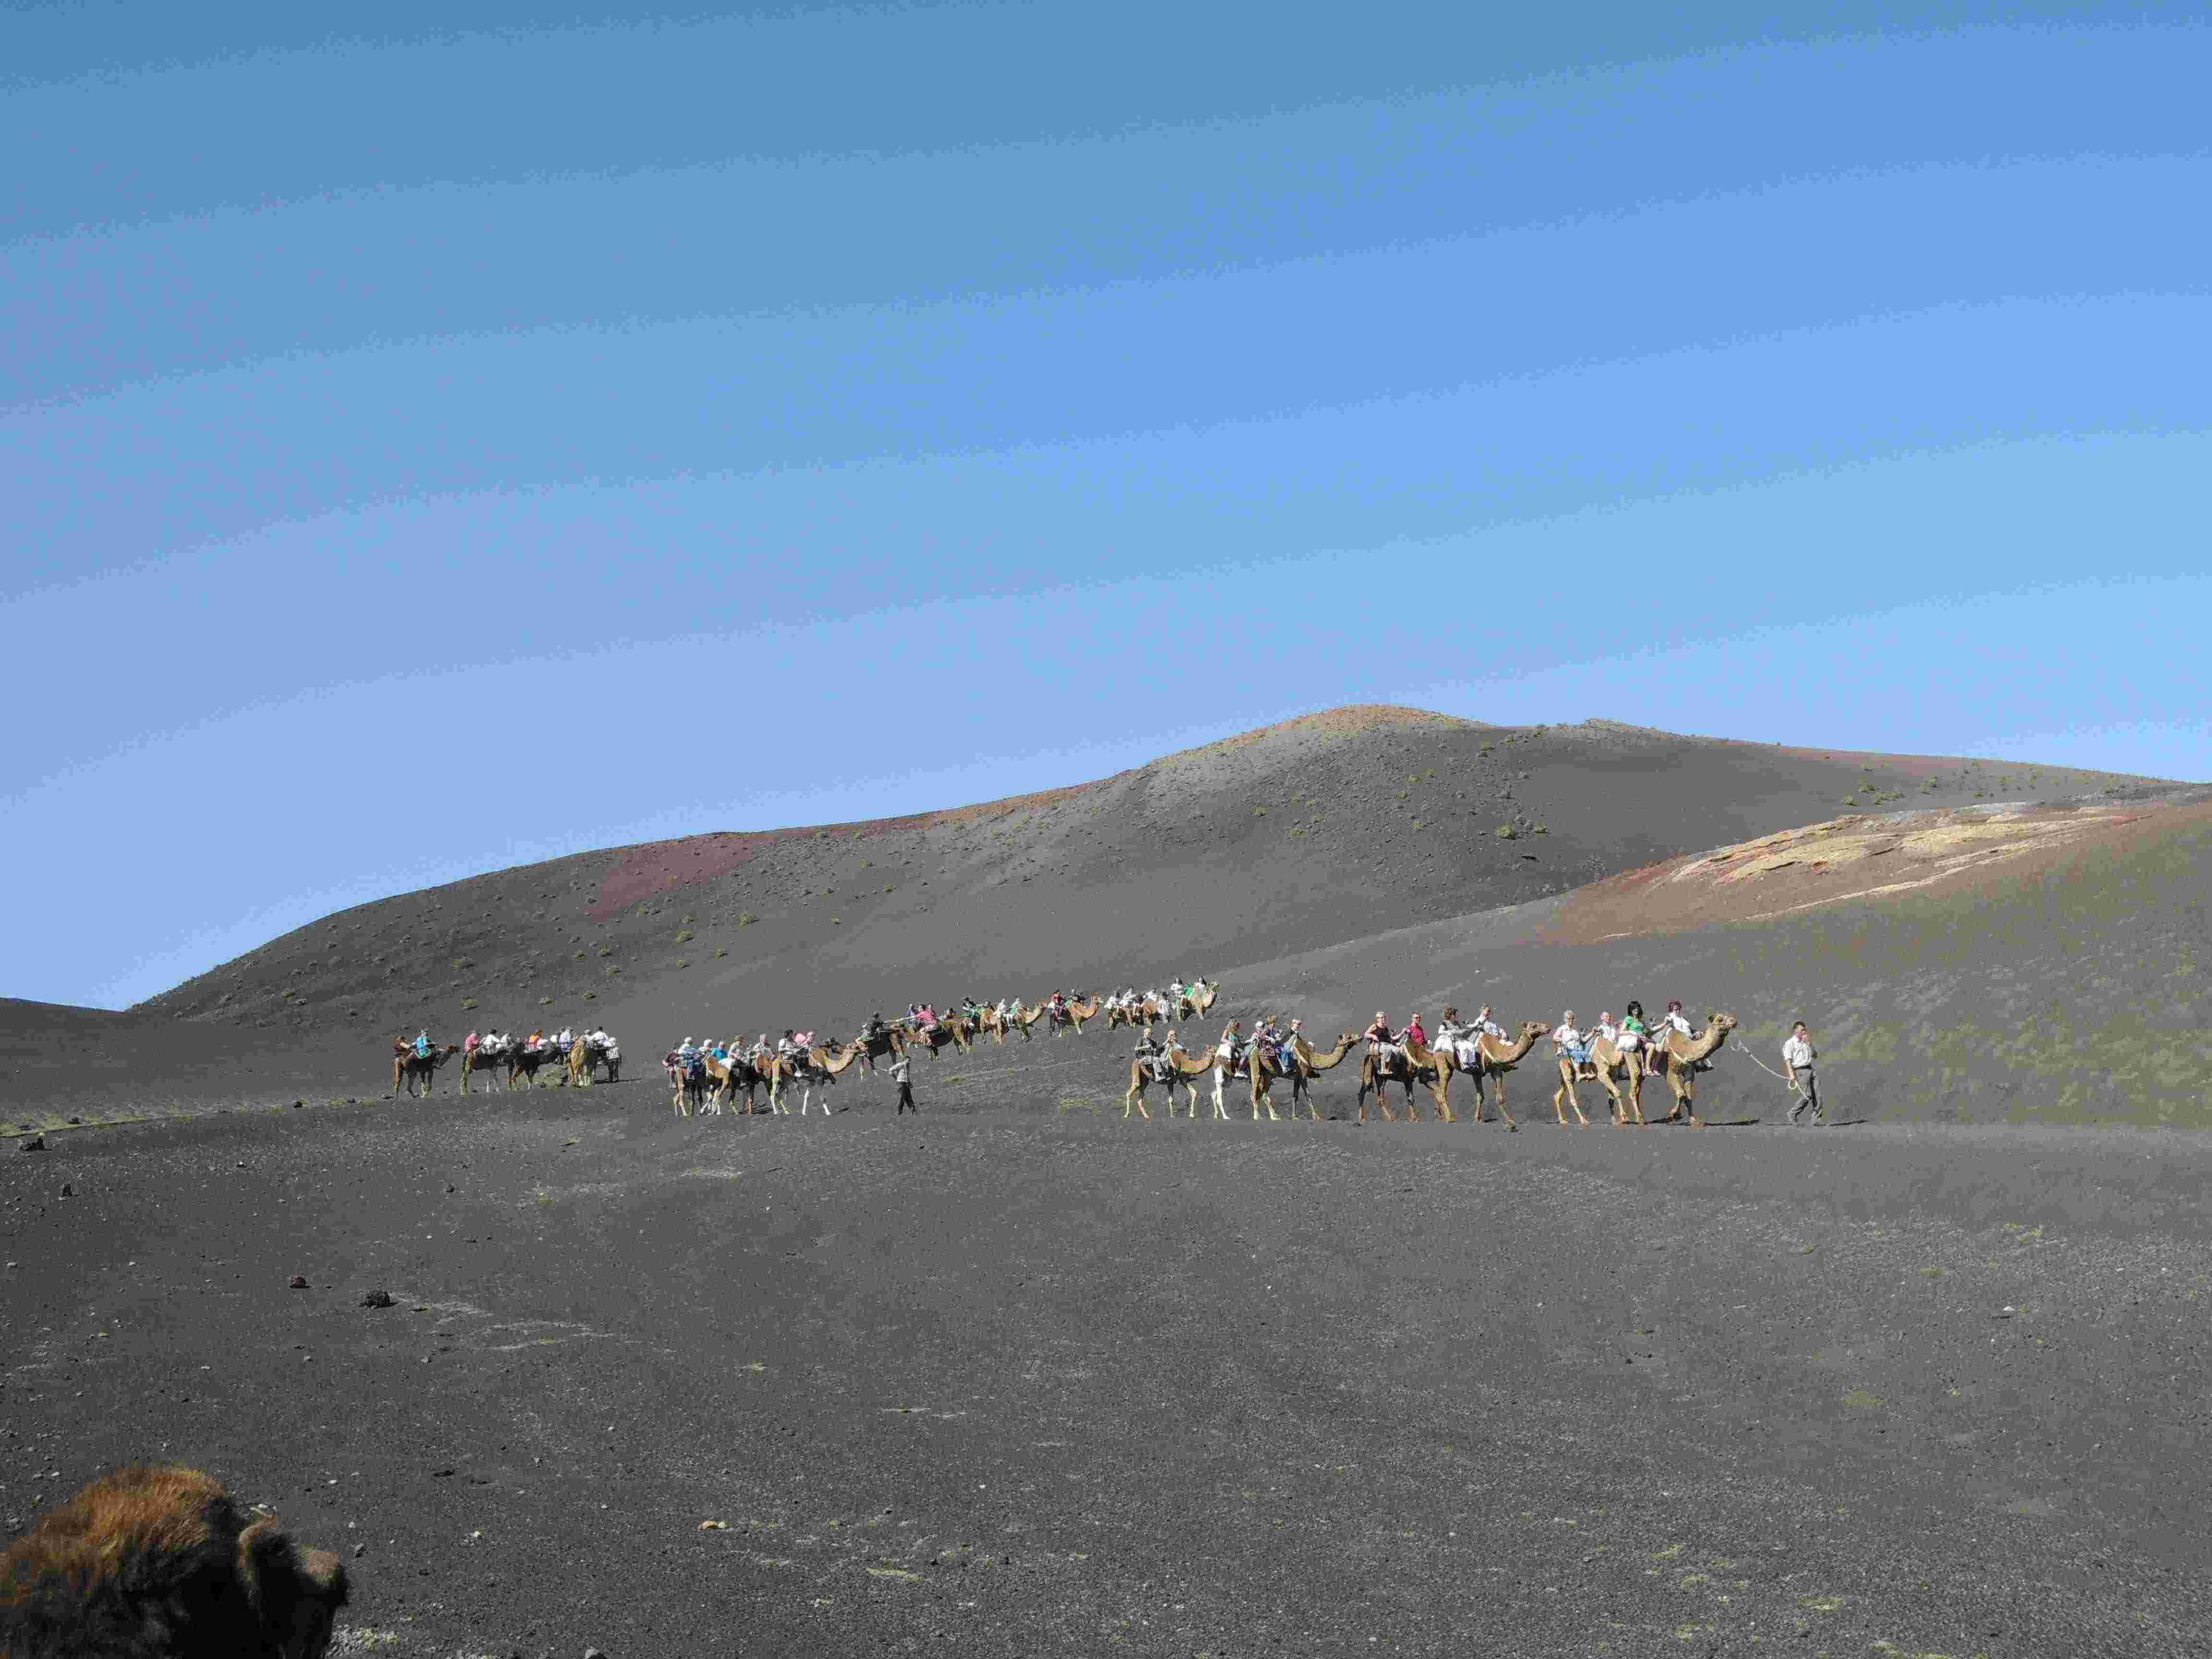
left=0, top=1464, right=348, bottom=1658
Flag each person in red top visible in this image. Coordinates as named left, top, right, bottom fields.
left=1402, top=1013, right=1427, bottom=1051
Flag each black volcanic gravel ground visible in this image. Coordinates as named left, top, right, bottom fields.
left=4, top=1086, right=2207, bottom=1658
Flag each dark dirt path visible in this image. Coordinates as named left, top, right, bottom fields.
left=4, top=1088, right=2206, bottom=1657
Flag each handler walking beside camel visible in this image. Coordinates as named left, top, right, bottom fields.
left=1783, top=1022, right=1822, bottom=1125
left=891, top=1050, right=917, bottom=1114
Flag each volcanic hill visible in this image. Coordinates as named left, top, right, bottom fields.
left=123, top=707, right=2163, bottom=1046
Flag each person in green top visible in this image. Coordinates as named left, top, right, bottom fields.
left=1621, top=999, right=1650, bottom=1053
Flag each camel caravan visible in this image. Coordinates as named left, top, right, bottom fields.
left=1118, top=997, right=1738, bottom=1128
left=667, top=1030, right=860, bottom=1118
left=378, top=975, right=1744, bottom=1131
left=389, top=1025, right=619, bottom=1097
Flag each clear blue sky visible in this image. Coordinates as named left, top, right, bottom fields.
left=4, top=2, right=2208, bottom=1009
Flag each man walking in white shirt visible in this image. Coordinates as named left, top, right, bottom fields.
left=1782, top=1022, right=1822, bottom=1125
left=891, top=1050, right=917, bottom=1115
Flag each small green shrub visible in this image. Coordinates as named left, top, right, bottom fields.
left=713, top=946, right=728, bottom=959
left=674, top=959, right=689, bottom=970
left=675, top=929, right=694, bottom=944
left=539, top=996, right=553, bottom=1005
left=460, top=998, right=478, bottom=1010
left=1252, top=805, right=1267, bottom=817
left=738, top=913, right=757, bottom=926
left=573, top=950, right=586, bottom=960
left=582, top=990, right=597, bottom=1000
left=1495, top=825, right=1519, bottom=840
left=603, top=964, right=619, bottom=977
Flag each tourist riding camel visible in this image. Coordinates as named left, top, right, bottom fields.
left=766, top=1036, right=860, bottom=1116
left=1243, top=1023, right=1359, bottom=1120
left=1644, top=1011, right=1738, bottom=1126
left=1122, top=1030, right=1212, bottom=1119
left=853, top=1011, right=906, bottom=1070
left=391, top=1037, right=459, bottom=1097
left=1552, top=1013, right=1648, bottom=1126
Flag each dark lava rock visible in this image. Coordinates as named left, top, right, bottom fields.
left=288, top=1274, right=309, bottom=1289
left=20, top=1135, right=45, bottom=1152
left=360, top=1289, right=396, bottom=1308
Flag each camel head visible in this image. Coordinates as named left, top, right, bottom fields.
left=1707, top=1012, right=1737, bottom=1032
left=1, top=1465, right=349, bottom=1659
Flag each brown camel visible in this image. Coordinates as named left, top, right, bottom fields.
left=1552, top=1034, right=1649, bottom=1126
left=458, top=1044, right=518, bottom=1094
left=1046, top=995, right=1100, bottom=1036
left=978, top=1001, right=1041, bottom=1043
left=1645, top=1014, right=1737, bottom=1127
left=669, top=1049, right=715, bottom=1118
left=566, top=1036, right=621, bottom=1087
left=1456, top=1021, right=1548, bottom=1126
left=1394, top=1022, right=1548, bottom=1125
left=390, top=1041, right=458, bottom=1098
left=767, top=1042, right=861, bottom=1115
left=1121, top=1041, right=1212, bottom=1118
left=0, top=1465, right=349, bottom=1659
left=1177, top=980, right=1220, bottom=1020
left=906, top=1014, right=973, bottom=1058
left=850, top=1026, right=907, bottom=1072
left=1249, top=1032, right=1358, bottom=1120
left=506, top=1041, right=567, bottom=1086
left=1356, top=1032, right=1456, bottom=1123
left=708, top=1049, right=773, bottom=1115
left=1104, top=998, right=1154, bottom=1032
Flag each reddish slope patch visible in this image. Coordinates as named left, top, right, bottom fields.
left=588, top=777, right=1111, bottom=917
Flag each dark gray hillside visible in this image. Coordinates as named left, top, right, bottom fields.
left=126, top=707, right=2165, bottom=1062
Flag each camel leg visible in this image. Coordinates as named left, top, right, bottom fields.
left=1554, top=1064, right=1588, bottom=1126
left=1211, top=1072, right=1230, bottom=1120
left=1123, top=1081, right=1148, bottom=1120
left=1489, top=1076, right=1518, bottom=1131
